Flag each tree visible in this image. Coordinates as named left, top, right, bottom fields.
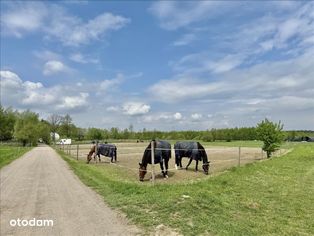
left=14, top=110, right=40, bottom=146
left=256, top=119, right=284, bottom=158
left=38, top=121, right=51, bottom=144
left=86, top=128, right=104, bottom=141
left=59, top=114, right=75, bottom=138
left=0, top=106, right=17, bottom=141
left=47, top=114, right=63, bottom=143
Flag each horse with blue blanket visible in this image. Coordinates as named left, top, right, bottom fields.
left=87, top=143, right=117, bottom=163
left=174, top=141, right=210, bottom=174
left=139, top=140, right=171, bottom=181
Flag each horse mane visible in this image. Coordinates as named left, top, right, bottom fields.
left=197, top=142, right=208, bottom=163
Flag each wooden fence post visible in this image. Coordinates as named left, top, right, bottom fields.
left=77, top=144, right=79, bottom=160
left=238, top=146, right=241, bottom=167
left=151, top=141, right=155, bottom=184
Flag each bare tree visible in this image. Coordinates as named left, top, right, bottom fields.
left=47, top=114, right=63, bottom=143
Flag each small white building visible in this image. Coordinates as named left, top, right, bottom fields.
left=58, top=139, right=72, bottom=145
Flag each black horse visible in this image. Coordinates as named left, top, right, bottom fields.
left=87, top=143, right=117, bottom=163
left=174, top=141, right=210, bottom=174
left=139, top=140, right=171, bottom=181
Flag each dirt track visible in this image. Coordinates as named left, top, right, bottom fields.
left=0, top=145, right=140, bottom=236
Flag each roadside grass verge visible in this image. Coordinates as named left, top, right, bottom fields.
left=58, top=143, right=314, bottom=235
left=0, top=145, right=32, bottom=169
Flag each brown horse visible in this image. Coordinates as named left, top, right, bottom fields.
left=87, top=144, right=117, bottom=164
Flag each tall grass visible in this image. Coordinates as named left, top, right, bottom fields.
left=59, top=143, right=314, bottom=235
left=0, top=145, right=32, bottom=169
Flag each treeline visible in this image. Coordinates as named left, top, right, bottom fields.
left=0, top=107, right=50, bottom=146
left=1, top=106, right=313, bottom=146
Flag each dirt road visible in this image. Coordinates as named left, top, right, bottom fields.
left=0, top=145, right=140, bottom=236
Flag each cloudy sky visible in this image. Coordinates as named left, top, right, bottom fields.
left=1, top=1, right=313, bottom=131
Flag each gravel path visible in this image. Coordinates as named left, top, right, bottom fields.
left=0, top=145, right=140, bottom=236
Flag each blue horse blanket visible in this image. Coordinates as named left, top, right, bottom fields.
left=174, top=141, right=201, bottom=161
left=97, top=144, right=116, bottom=158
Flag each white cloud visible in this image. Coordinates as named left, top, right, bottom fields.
left=106, top=106, right=120, bottom=112
left=1, top=2, right=130, bottom=46
left=1, top=2, right=47, bottom=37
left=204, top=54, right=246, bottom=74
left=173, top=34, right=196, bottom=46
left=22, top=90, right=56, bottom=106
left=191, top=113, right=202, bottom=121
left=173, top=112, right=182, bottom=120
left=149, top=48, right=314, bottom=104
left=99, top=75, right=123, bottom=91
left=149, top=1, right=228, bottom=30
left=0, top=71, right=22, bottom=89
left=43, top=60, right=69, bottom=76
left=142, top=112, right=184, bottom=123
left=1, top=70, right=90, bottom=112
left=57, top=93, right=89, bottom=110
left=46, top=10, right=130, bottom=46
left=122, top=102, right=150, bottom=116
left=33, top=50, right=61, bottom=61
left=69, top=53, right=99, bottom=64
left=149, top=77, right=224, bottom=103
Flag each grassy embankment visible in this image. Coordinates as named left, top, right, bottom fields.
left=0, top=145, right=32, bottom=169
left=58, top=143, right=314, bottom=235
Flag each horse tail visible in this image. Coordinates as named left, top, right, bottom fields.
left=114, top=145, right=117, bottom=161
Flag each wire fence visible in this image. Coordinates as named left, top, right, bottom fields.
left=57, top=142, right=289, bottom=184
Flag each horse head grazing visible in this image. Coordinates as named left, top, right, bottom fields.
left=86, top=145, right=96, bottom=164
left=139, top=162, right=147, bottom=181
left=202, top=161, right=210, bottom=175
left=198, top=142, right=210, bottom=175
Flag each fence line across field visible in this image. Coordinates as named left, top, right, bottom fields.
left=57, top=143, right=284, bottom=184
left=58, top=143, right=271, bottom=163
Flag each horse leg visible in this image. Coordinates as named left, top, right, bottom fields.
left=160, top=162, right=166, bottom=177
left=164, top=159, right=169, bottom=178
left=195, top=160, right=199, bottom=172
left=186, top=157, right=193, bottom=170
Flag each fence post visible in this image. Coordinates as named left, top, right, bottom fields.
left=77, top=144, right=79, bottom=160
left=69, top=144, right=71, bottom=156
left=95, top=142, right=98, bottom=163
left=261, top=148, right=263, bottom=159
left=238, top=146, right=241, bottom=167
left=151, top=141, right=155, bottom=184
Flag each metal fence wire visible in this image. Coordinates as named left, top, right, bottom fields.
left=58, top=142, right=287, bottom=184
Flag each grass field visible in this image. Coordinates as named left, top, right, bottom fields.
left=58, top=142, right=314, bottom=235
left=0, top=145, right=32, bottom=169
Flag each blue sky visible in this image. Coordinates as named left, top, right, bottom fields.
left=1, top=1, right=313, bottom=131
